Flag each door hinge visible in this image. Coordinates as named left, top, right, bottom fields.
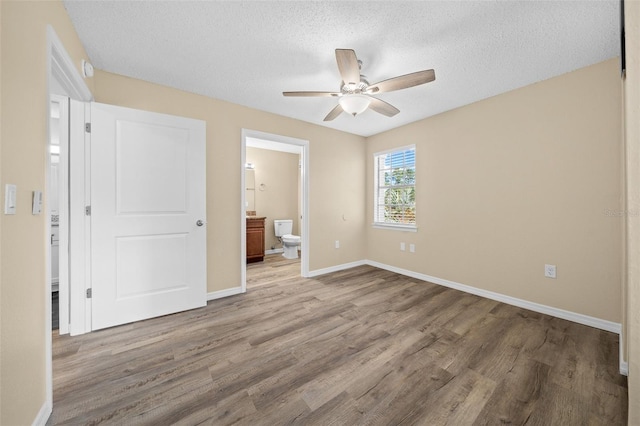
left=85, top=123, right=91, bottom=133
left=85, top=205, right=91, bottom=216
left=86, top=288, right=92, bottom=298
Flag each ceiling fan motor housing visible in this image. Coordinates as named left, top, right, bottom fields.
left=341, top=76, right=369, bottom=95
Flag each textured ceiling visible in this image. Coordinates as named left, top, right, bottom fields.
left=63, top=1, right=620, bottom=137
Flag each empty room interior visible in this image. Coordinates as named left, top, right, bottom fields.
left=1, top=1, right=640, bottom=424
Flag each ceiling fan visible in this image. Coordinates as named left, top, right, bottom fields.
left=283, top=49, right=435, bottom=121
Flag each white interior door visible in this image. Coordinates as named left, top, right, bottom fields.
left=90, top=102, right=206, bottom=330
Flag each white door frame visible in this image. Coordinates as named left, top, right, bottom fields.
left=45, top=25, right=93, bottom=420
left=240, top=129, right=310, bottom=292
left=50, top=94, right=70, bottom=336
left=68, top=100, right=93, bottom=335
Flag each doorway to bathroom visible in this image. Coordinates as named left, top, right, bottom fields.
left=240, top=130, right=309, bottom=291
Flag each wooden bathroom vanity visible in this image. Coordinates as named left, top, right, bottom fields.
left=246, top=216, right=266, bottom=263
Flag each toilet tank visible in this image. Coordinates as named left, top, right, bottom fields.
left=274, top=219, right=293, bottom=237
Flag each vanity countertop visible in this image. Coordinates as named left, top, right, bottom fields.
left=246, top=216, right=266, bottom=220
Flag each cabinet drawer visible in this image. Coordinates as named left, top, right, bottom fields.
left=246, top=219, right=265, bottom=229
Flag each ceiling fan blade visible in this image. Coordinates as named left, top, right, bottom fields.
left=369, top=97, right=400, bottom=117
left=283, top=91, right=340, bottom=97
left=323, top=104, right=344, bottom=121
left=335, top=49, right=361, bottom=85
left=367, top=69, right=435, bottom=94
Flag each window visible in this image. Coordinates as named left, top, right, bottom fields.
left=373, top=145, right=416, bottom=229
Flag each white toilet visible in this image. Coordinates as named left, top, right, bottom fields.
left=274, top=219, right=301, bottom=259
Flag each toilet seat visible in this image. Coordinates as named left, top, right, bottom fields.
left=282, top=234, right=301, bottom=244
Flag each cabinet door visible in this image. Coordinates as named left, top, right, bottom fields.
left=247, top=228, right=264, bottom=257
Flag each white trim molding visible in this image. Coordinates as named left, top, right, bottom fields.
left=365, top=260, right=621, bottom=334
left=620, top=360, right=629, bottom=376
left=308, top=260, right=367, bottom=277
left=47, top=26, right=93, bottom=102
left=209, top=257, right=628, bottom=375
left=372, top=223, right=418, bottom=232
left=619, top=331, right=629, bottom=376
left=32, top=400, right=51, bottom=426
left=309, top=260, right=629, bottom=376
left=265, top=248, right=284, bottom=255
left=240, top=129, right=310, bottom=288
left=207, top=286, right=245, bottom=301
left=45, top=25, right=94, bottom=426
left=364, top=260, right=626, bottom=375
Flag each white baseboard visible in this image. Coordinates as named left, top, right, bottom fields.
left=364, top=260, right=627, bottom=375
left=365, top=260, right=621, bottom=334
left=265, top=248, right=284, bottom=255
left=308, top=260, right=367, bottom=277
left=209, top=258, right=628, bottom=376
left=619, top=331, right=629, bottom=376
left=207, top=286, right=244, bottom=301
left=32, top=400, right=51, bottom=426
left=620, top=360, right=629, bottom=376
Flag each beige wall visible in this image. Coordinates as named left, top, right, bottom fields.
left=367, top=58, right=622, bottom=323
left=0, top=1, right=94, bottom=424
left=93, top=70, right=367, bottom=291
left=246, top=147, right=300, bottom=251
left=624, top=0, right=640, bottom=422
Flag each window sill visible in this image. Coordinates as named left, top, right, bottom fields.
left=372, top=223, right=418, bottom=232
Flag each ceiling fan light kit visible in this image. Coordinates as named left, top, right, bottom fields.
left=339, top=94, right=371, bottom=116
left=283, top=48, right=435, bottom=121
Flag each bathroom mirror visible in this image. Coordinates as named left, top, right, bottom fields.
left=245, top=168, right=255, bottom=212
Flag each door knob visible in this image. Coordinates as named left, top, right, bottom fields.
left=196, top=220, right=204, bottom=227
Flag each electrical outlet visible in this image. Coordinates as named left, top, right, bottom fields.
left=409, top=244, right=415, bottom=253
left=544, top=264, right=557, bottom=279
left=400, top=242, right=406, bottom=251
left=335, top=240, right=340, bottom=249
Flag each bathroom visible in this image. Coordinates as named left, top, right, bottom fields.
left=246, top=138, right=302, bottom=265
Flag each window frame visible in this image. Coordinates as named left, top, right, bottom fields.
left=372, top=145, right=417, bottom=232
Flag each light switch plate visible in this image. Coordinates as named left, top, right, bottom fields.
left=4, top=184, right=16, bottom=214
left=32, top=190, right=43, bottom=215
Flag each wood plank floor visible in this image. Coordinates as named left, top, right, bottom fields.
left=49, top=255, right=627, bottom=425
